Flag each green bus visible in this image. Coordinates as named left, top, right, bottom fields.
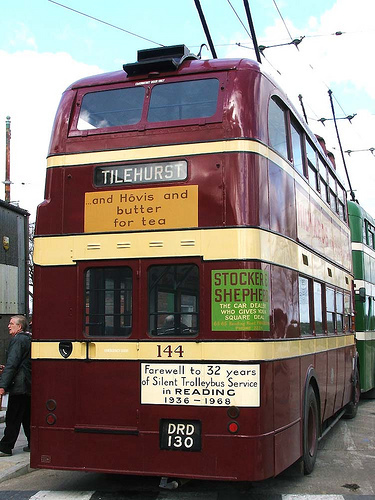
left=348, top=200, right=375, bottom=396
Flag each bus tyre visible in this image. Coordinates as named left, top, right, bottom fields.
left=303, top=385, right=319, bottom=475
left=362, top=388, right=375, bottom=399
left=344, top=365, right=360, bottom=419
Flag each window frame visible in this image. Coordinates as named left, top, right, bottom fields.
left=326, top=286, right=336, bottom=334
left=299, top=275, right=312, bottom=336
left=290, top=119, right=305, bottom=176
left=368, top=222, right=375, bottom=249
left=268, top=97, right=289, bottom=160
left=148, top=263, right=200, bottom=337
left=267, top=95, right=349, bottom=226
left=83, top=265, right=133, bottom=338
left=77, top=85, right=146, bottom=131
left=336, top=290, right=344, bottom=333
left=306, top=139, right=319, bottom=190
left=344, top=292, right=352, bottom=332
left=69, top=74, right=226, bottom=137
left=147, top=78, right=220, bottom=124
left=313, top=281, right=325, bottom=335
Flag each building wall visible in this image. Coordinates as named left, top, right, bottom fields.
left=0, top=200, right=29, bottom=363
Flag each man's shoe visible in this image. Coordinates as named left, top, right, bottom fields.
left=0, top=450, right=12, bottom=456
left=23, top=446, right=30, bottom=452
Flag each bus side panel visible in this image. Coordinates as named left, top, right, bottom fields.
left=314, top=351, right=328, bottom=421
left=357, top=340, right=375, bottom=392
left=343, top=344, right=356, bottom=405
left=324, top=349, right=337, bottom=420
left=35, top=167, right=65, bottom=236
left=273, top=358, right=300, bottom=430
left=273, top=358, right=301, bottom=476
left=274, top=421, right=301, bottom=477
left=334, top=347, right=346, bottom=413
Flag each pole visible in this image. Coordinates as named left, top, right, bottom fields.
left=194, top=0, right=217, bottom=59
left=5, top=116, right=11, bottom=203
left=243, top=0, right=262, bottom=64
left=328, top=90, right=356, bottom=202
left=298, top=94, right=308, bottom=124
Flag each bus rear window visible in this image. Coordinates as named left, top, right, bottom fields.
left=147, top=79, right=219, bottom=123
left=84, top=267, right=132, bottom=336
left=148, top=264, right=199, bottom=336
left=78, top=86, right=145, bottom=130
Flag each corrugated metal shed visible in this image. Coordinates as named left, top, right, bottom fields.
left=0, top=199, right=29, bottom=362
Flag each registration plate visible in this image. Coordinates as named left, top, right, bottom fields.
left=160, top=419, right=201, bottom=451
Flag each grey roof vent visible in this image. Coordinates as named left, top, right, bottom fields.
left=123, top=45, right=197, bottom=77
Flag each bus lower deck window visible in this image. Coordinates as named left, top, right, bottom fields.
left=148, top=264, right=199, bottom=336
left=84, top=267, right=132, bottom=336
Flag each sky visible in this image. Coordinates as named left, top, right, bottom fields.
left=1, top=0, right=375, bottom=221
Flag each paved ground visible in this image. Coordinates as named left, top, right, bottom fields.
left=0, top=410, right=31, bottom=484
left=0, top=400, right=373, bottom=498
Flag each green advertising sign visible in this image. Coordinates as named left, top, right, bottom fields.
left=212, top=269, right=270, bottom=331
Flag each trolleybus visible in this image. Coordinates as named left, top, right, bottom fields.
left=31, top=45, right=358, bottom=481
left=348, top=200, right=375, bottom=397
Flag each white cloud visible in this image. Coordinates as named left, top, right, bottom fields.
left=10, top=23, right=38, bottom=50
left=0, top=50, right=102, bottom=220
left=1, top=0, right=375, bottom=220
left=225, top=0, right=375, bottom=215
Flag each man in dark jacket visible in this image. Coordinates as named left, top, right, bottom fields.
left=0, top=315, right=31, bottom=456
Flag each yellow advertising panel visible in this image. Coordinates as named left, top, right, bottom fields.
left=84, top=185, right=198, bottom=233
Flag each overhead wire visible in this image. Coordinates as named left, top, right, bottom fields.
left=328, top=90, right=356, bottom=202
left=270, top=0, right=375, bottom=194
left=270, top=0, right=350, bottom=117
left=226, top=0, right=252, bottom=39
left=345, top=148, right=375, bottom=156
left=272, top=0, right=294, bottom=42
left=48, top=0, right=373, bottom=163
left=47, top=0, right=164, bottom=47
left=224, top=2, right=281, bottom=73
left=232, top=0, right=364, bottom=194
left=259, top=36, right=304, bottom=52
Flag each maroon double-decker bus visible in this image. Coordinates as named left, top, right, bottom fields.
left=32, top=45, right=358, bottom=482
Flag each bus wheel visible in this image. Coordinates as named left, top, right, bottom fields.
left=344, top=365, right=360, bottom=419
left=303, top=385, right=319, bottom=475
left=362, top=388, right=375, bottom=399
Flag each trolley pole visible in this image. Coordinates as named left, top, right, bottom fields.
left=194, top=0, right=217, bottom=59
left=243, top=0, right=262, bottom=64
left=5, top=116, right=11, bottom=203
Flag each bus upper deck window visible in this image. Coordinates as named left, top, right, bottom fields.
left=268, top=98, right=288, bottom=159
left=77, top=86, right=145, bottom=130
left=290, top=121, right=303, bottom=176
left=147, top=79, right=219, bottom=123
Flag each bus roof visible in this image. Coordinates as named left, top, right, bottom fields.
left=67, top=57, right=260, bottom=91
left=348, top=200, right=375, bottom=225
